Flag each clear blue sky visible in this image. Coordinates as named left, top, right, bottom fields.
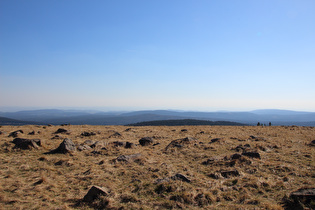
left=1, top=0, right=315, bottom=112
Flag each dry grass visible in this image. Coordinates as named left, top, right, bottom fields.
left=0, top=125, right=314, bottom=209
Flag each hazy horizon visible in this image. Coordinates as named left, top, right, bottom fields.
left=1, top=1, right=315, bottom=112
left=0, top=106, right=314, bottom=113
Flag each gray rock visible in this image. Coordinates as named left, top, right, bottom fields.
left=83, top=186, right=110, bottom=202
left=115, top=153, right=142, bottom=162
left=48, top=138, right=76, bottom=154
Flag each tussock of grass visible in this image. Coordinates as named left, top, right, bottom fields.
left=0, top=125, right=314, bottom=209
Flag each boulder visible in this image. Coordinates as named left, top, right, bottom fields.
left=309, top=140, right=315, bottom=146
left=48, top=138, right=76, bottom=154
left=83, top=186, right=110, bottom=202
left=139, top=137, right=154, bottom=146
left=12, top=138, right=41, bottom=149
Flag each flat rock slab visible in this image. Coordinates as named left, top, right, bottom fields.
left=83, top=186, right=110, bottom=202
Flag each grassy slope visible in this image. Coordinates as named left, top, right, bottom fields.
left=0, top=125, right=314, bottom=209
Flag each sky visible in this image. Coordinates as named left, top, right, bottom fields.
left=1, top=0, right=315, bottom=112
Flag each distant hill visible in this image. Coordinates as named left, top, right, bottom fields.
left=127, top=119, right=247, bottom=126
left=0, top=109, right=314, bottom=126
left=0, top=116, right=42, bottom=126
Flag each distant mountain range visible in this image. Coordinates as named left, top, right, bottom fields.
left=0, top=109, right=314, bottom=126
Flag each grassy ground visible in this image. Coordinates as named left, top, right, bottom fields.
left=0, top=125, right=314, bottom=209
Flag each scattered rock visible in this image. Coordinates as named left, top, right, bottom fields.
left=208, top=173, right=221, bottom=179
left=90, top=141, right=107, bottom=150
left=181, top=129, right=188, bottom=132
left=8, top=130, right=23, bottom=137
left=28, top=131, right=35, bottom=135
left=83, top=186, right=110, bottom=202
left=309, top=140, right=315, bottom=146
left=221, top=170, right=240, bottom=178
left=165, top=137, right=198, bottom=151
left=125, top=142, right=135, bottom=149
left=139, top=137, right=154, bottom=146
left=47, top=138, right=76, bottom=154
left=12, top=138, right=41, bottom=149
left=51, top=135, right=62, bottom=139
left=242, top=150, right=261, bottom=159
left=155, top=173, right=191, bottom=184
left=109, top=132, right=122, bottom=138
left=115, top=153, right=142, bottom=163
left=249, top=136, right=266, bottom=141
left=77, top=145, right=92, bottom=151
left=201, top=157, right=219, bottom=165
left=81, top=131, right=96, bottom=137
left=54, top=159, right=73, bottom=166
left=83, top=140, right=95, bottom=146
left=231, top=153, right=242, bottom=160
left=171, top=173, right=191, bottom=183
left=210, top=138, right=221, bottom=143
left=54, top=128, right=69, bottom=134
left=233, top=144, right=250, bottom=152
left=111, top=141, right=126, bottom=147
